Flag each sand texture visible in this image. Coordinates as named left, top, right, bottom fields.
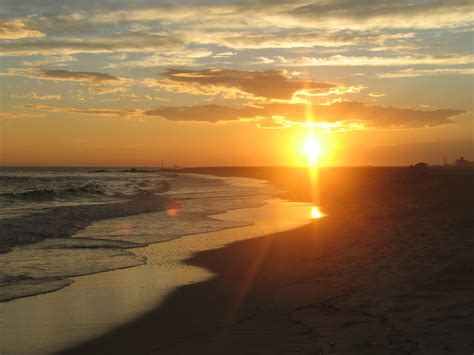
left=62, top=167, right=473, bottom=354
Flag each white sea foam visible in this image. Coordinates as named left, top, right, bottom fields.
left=0, top=169, right=279, bottom=301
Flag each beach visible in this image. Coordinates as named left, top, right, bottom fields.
left=2, top=1, right=472, bottom=353
left=0, top=170, right=314, bottom=354
left=58, top=166, right=473, bottom=354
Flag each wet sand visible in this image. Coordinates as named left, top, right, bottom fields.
left=0, top=198, right=313, bottom=354
left=62, top=167, right=474, bottom=354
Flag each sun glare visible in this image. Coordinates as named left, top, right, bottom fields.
left=311, top=206, right=325, bottom=219
left=302, top=136, right=323, bottom=166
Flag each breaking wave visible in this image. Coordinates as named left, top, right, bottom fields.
left=0, top=183, right=107, bottom=201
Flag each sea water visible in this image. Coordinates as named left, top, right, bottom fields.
left=0, top=168, right=278, bottom=301
left=0, top=168, right=316, bottom=354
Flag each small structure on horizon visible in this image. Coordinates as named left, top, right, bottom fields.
left=407, top=162, right=431, bottom=178
left=413, top=162, right=430, bottom=169
left=454, top=157, right=473, bottom=166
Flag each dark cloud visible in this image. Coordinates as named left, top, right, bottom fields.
left=150, top=69, right=346, bottom=100
left=144, top=101, right=465, bottom=129
left=3, top=68, right=124, bottom=85
left=41, top=70, right=121, bottom=84
left=144, top=105, right=260, bottom=123
left=22, top=104, right=138, bottom=117
left=21, top=97, right=466, bottom=130
left=265, top=101, right=465, bottom=128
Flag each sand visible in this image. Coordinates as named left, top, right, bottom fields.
left=60, top=166, right=474, bottom=354
left=0, top=198, right=314, bottom=354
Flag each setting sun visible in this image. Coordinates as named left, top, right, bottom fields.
left=302, top=136, right=323, bottom=166
left=0, top=1, right=472, bottom=353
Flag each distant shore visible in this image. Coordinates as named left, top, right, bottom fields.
left=60, top=166, right=473, bottom=354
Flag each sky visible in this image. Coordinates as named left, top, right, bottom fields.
left=0, top=0, right=472, bottom=167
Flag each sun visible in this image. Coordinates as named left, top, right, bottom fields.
left=302, top=136, right=323, bottom=166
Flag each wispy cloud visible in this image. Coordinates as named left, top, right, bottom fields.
left=185, top=29, right=420, bottom=50
left=0, top=111, right=44, bottom=119
left=90, top=87, right=129, bottom=95
left=287, top=0, right=473, bottom=30
left=22, top=104, right=139, bottom=118
left=254, top=54, right=474, bottom=67
left=86, top=1, right=472, bottom=30
left=0, top=32, right=183, bottom=56
left=2, top=68, right=126, bottom=85
left=110, top=49, right=213, bottom=69
left=377, top=67, right=474, bottom=78
left=21, top=55, right=77, bottom=67
left=11, top=92, right=62, bottom=100
left=0, top=18, right=45, bottom=39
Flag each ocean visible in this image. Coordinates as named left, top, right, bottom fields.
left=0, top=168, right=280, bottom=302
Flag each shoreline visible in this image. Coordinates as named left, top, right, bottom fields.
left=62, top=166, right=473, bottom=354
left=1, top=167, right=472, bottom=354
left=0, top=173, right=275, bottom=303
left=62, top=207, right=474, bottom=354
left=0, top=197, right=314, bottom=354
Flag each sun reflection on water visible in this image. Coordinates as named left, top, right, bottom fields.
left=311, top=206, right=325, bottom=219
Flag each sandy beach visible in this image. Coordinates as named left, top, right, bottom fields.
left=2, top=1, right=473, bottom=353
left=0, top=176, right=312, bottom=354
left=60, top=167, right=474, bottom=354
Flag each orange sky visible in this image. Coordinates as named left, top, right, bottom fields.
left=0, top=1, right=472, bottom=167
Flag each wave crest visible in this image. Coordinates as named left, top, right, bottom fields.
left=1, top=183, right=107, bottom=201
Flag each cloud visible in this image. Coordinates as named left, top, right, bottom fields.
left=22, top=104, right=139, bottom=117
left=186, top=29, right=420, bottom=50
left=0, top=31, right=183, bottom=56
left=368, top=93, right=386, bottom=97
left=144, top=101, right=465, bottom=129
left=0, top=111, right=43, bottom=119
left=256, top=117, right=293, bottom=129
left=0, top=1, right=469, bottom=59
left=0, top=2, right=469, bottom=67
left=144, top=105, right=260, bottom=123
left=146, top=68, right=359, bottom=101
left=21, top=55, right=77, bottom=67
left=287, top=0, right=473, bottom=30
left=85, top=1, right=472, bottom=30
left=2, top=68, right=125, bottom=85
left=377, top=67, right=474, bottom=78
left=89, top=6, right=201, bottom=23
left=0, top=19, right=45, bottom=39
left=110, top=49, right=213, bottom=68
left=213, top=51, right=235, bottom=58
left=265, top=101, right=465, bottom=129
left=145, top=95, right=170, bottom=102
left=19, top=97, right=466, bottom=130
left=254, top=54, right=474, bottom=67
left=11, top=92, right=62, bottom=100
left=90, top=87, right=129, bottom=95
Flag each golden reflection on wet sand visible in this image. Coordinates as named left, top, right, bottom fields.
left=311, top=205, right=325, bottom=219
left=0, top=198, right=319, bottom=355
